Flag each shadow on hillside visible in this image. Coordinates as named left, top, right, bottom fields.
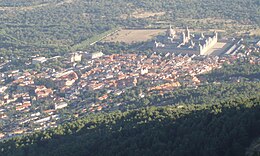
left=3, top=101, right=260, bottom=156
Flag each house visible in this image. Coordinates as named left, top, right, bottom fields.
left=13, top=129, right=24, bottom=135
left=88, top=83, right=104, bottom=91
left=84, top=51, right=104, bottom=59
left=0, top=113, right=7, bottom=119
left=35, top=85, right=53, bottom=99
left=98, top=94, right=108, bottom=101
left=55, top=102, right=68, bottom=110
left=0, top=86, right=7, bottom=93
left=0, top=133, right=5, bottom=139
left=16, top=102, right=31, bottom=111
left=55, top=70, right=78, bottom=87
left=97, top=106, right=103, bottom=111
left=32, top=57, right=47, bottom=64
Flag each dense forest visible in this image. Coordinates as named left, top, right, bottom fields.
left=203, top=61, right=260, bottom=82
left=0, top=0, right=259, bottom=59
left=0, top=97, right=260, bottom=156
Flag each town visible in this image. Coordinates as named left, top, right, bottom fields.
left=0, top=34, right=259, bottom=141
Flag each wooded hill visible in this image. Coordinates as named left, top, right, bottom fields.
left=0, top=0, right=259, bottom=59
left=0, top=96, right=260, bottom=156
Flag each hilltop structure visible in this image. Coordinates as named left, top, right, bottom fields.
left=153, top=26, right=218, bottom=55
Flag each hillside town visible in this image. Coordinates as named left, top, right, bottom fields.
left=0, top=39, right=259, bottom=141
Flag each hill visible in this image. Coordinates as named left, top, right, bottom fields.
left=1, top=97, right=260, bottom=156
left=0, top=0, right=259, bottom=59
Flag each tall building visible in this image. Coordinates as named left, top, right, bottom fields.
left=69, top=52, right=82, bottom=62
left=154, top=26, right=218, bottom=55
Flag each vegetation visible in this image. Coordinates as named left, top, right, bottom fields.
left=0, top=96, right=260, bottom=156
left=110, top=61, right=260, bottom=110
left=203, top=61, right=260, bottom=82
left=0, top=1, right=259, bottom=156
left=1, top=62, right=260, bottom=156
left=0, top=0, right=259, bottom=61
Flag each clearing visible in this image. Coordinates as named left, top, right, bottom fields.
left=132, top=11, right=165, bottom=19
left=121, top=11, right=165, bottom=19
left=102, top=29, right=165, bottom=44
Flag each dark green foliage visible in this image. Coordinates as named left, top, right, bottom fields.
left=204, top=61, right=260, bottom=82
left=1, top=97, right=260, bottom=156
left=0, top=0, right=259, bottom=60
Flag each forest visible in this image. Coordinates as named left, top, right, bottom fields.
left=0, top=0, right=259, bottom=60
left=0, top=96, right=260, bottom=156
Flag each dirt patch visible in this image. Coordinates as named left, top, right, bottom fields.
left=121, top=11, right=165, bottom=19
left=132, top=11, right=165, bottom=19
left=102, top=29, right=165, bottom=44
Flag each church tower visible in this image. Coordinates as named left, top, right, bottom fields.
left=166, top=24, right=176, bottom=38
left=214, top=31, right=218, bottom=40
left=182, top=32, right=186, bottom=44
left=185, top=27, right=190, bottom=39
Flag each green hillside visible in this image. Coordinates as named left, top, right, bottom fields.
left=0, top=0, right=259, bottom=58
left=1, top=97, right=260, bottom=156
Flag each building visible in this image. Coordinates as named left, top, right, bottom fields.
left=54, top=70, right=79, bottom=87
left=84, top=51, right=104, bottom=59
left=54, top=102, right=68, bottom=110
left=0, top=133, right=5, bottom=139
left=69, top=52, right=82, bottom=62
left=35, top=85, right=53, bottom=99
left=153, top=26, right=218, bottom=55
left=32, top=57, right=47, bottom=64
left=140, top=68, right=149, bottom=75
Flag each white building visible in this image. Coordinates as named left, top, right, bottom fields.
left=141, top=68, right=149, bottom=75
left=70, top=52, right=82, bottom=62
left=84, top=51, right=104, bottom=59
left=55, top=102, right=68, bottom=110
left=32, top=57, right=47, bottom=64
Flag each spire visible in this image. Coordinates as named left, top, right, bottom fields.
left=182, top=32, right=186, bottom=44
left=190, top=40, right=195, bottom=46
left=167, top=24, right=175, bottom=38
left=185, top=26, right=190, bottom=39
left=200, top=32, right=204, bottom=38
left=214, top=31, right=218, bottom=39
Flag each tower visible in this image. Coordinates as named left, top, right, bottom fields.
left=200, top=32, right=204, bottom=39
left=214, top=31, right=218, bottom=40
left=166, top=24, right=176, bottom=38
left=198, top=43, right=203, bottom=54
left=182, top=32, right=186, bottom=44
left=185, top=27, right=190, bottom=39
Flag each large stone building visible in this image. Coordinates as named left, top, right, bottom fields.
left=153, top=26, right=218, bottom=55
left=69, top=52, right=82, bottom=63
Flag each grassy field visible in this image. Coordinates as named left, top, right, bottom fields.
left=71, top=28, right=119, bottom=51
left=102, top=29, right=165, bottom=44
